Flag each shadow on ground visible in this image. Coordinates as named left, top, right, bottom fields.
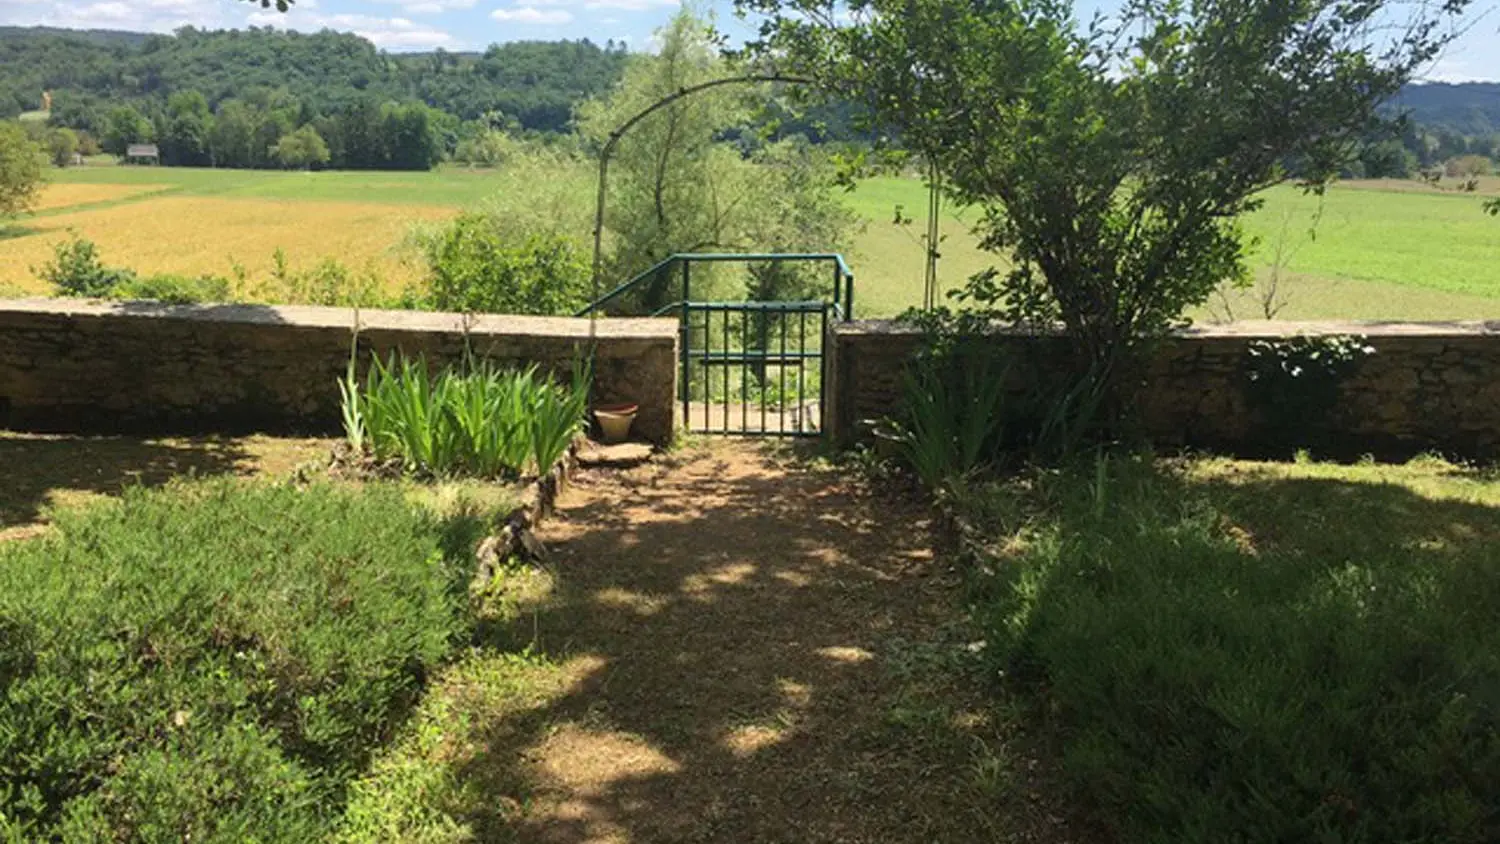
left=2, top=434, right=256, bottom=528
left=450, top=442, right=1074, bottom=844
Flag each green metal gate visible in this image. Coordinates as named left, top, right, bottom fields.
left=679, top=300, right=830, bottom=437
left=579, top=253, right=854, bottom=439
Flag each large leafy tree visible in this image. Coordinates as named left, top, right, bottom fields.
left=272, top=124, right=330, bottom=169
left=100, top=105, right=153, bottom=156
left=157, top=90, right=213, bottom=167
left=0, top=121, right=45, bottom=220
left=739, top=0, right=1469, bottom=385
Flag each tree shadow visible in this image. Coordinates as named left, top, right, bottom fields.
left=447, top=445, right=1054, bottom=843
left=0, top=434, right=255, bottom=529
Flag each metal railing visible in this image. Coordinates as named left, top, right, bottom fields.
left=576, top=252, right=855, bottom=321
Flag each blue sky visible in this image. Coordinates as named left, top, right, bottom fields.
left=0, top=0, right=1496, bottom=81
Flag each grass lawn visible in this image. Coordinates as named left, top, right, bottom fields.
left=958, top=452, right=1500, bottom=842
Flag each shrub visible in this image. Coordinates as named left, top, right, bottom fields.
left=37, top=235, right=135, bottom=297
left=344, top=353, right=590, bottom=478
left=38, top=236, right=232, bottom=303
left=257, top=249, right=385, bottom=308
left=964, top=459, right=1500, bottom=843
left=1445, top=154, right=1493, bottom=178
left=116, top=272, right=233, bottom=304
left=0, top=480, right=480, bottom=841
left=418, top=212, right=590, bottom=316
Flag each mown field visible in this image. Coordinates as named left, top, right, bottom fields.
left=848, top=176, right=1500, bottom=319
left=3, top=164, right=1498, bottom=319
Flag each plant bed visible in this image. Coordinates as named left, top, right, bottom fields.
left=0, top=479, right=491, bottom=841
left=957, top=454, right=1500, bottom=843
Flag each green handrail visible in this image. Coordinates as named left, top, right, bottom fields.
left=576, top=252, right=855, bottom=319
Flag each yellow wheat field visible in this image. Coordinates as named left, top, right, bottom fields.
left=32, top=182, right=172, bottom=212
left=2, top=197, right=454, bottom=294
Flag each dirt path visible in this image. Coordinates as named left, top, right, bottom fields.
left=509, top=441, right=1025, bottom=844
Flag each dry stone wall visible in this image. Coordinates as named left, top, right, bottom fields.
left=0, top=300, right=679, bottom=445
left=828, top=319, right=1500, bottom=457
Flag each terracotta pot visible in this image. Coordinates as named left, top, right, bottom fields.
left=594, top=403, right=639, bottom=444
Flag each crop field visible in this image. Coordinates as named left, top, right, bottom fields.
left=3, top=164, right=1498, bottom=319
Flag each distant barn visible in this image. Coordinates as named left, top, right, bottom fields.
left=124, top=144, right=159, bottom=165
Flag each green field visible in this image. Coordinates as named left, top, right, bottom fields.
left=44, top=163, right=511, bottom=207
left=8, top=165, right=1500, bottom=319
left=844, top=176, right=1500, bottom=319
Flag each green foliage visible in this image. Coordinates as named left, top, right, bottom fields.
left=37, top=235, right=134, bottom=297
left=39, top=235, right=231, bottom=303
left=578, top=9, right=855, bottom=312
left=0, top=479, right=478, bottom=841
left=115, top=272, right=232, bottom=304
left=0, top=120, right=43, bottom=219
left=744, top=0, right=1469, bottom=389
left=961, top=458, right=1500, bottom=842
left=158, top=90, right=213, bottom=167
left=346, top=353, right=590, bottom=478
left=101, top=104, right=152, bottom=156
left=272, top=124, right=330, bottom=169
left=418, top=211, right=591, bottom=316
left=1446, top=154, right=1494, bottom=178
left=0, top=29, right=629, bottom=137
left=44, top=126, right=77, bottom=167
left=1245, top=335, right=1376, bottom=447
left=876, top=338, right=1010, bottom=491
left=451, top=128, right=517, bottom=168
left=256, top=249, right=383, bottom=307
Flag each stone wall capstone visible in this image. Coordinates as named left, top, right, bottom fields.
left=828, top=319, right=1500, bottom=457
left=0, top=299, right=679, bottom=445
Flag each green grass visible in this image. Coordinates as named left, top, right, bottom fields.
left=46, top=164, right=514, bottom=207
left=839, top=176, right=1500, bottom=319
left=958, top=453, right=1500, bottom=842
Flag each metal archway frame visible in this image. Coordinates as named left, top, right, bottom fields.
left=588, top=73, right=812, bottom=308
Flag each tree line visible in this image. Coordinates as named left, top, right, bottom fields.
left=91, top=89, right=444, bottom=170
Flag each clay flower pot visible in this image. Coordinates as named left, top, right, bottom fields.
left=594, top=403, right=639, bottom=444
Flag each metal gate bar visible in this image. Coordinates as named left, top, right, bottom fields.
left=681, top=301, right=827, bottom=437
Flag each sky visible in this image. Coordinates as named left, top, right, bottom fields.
left=0, top=0, right=1496, bottom=81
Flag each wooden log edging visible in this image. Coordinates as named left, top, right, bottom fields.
left=473, top=435, right=587, bottom=588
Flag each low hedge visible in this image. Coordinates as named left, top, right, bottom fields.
left=0, top=480, right=481, bottom=841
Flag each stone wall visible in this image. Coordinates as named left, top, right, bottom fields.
left=828, top=320, right=1500, bottom=457
left=0, top=299, right=679, bottom=445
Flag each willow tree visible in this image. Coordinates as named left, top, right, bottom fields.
left=739, top=0, right=1470, bottom=390
left=578, top=8, right=855, bottom=313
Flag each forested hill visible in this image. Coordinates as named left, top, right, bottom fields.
left=0, top=26, right=629, bottom=134
left=3, top=24, right=1497, bottom=140
left=1388, top=83, right=1500, bottom=136
left=0, top=26, right=149, bottom=48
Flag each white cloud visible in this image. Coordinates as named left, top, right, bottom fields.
left=247, top=10, right=457, bottom=49
left=581, top=0, right=676, bottom=10
left=490, top=5, right=572, bottom=24
left=371, top=0, right=476, bottom=16
left=0, top=0, right=235, bottom=32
